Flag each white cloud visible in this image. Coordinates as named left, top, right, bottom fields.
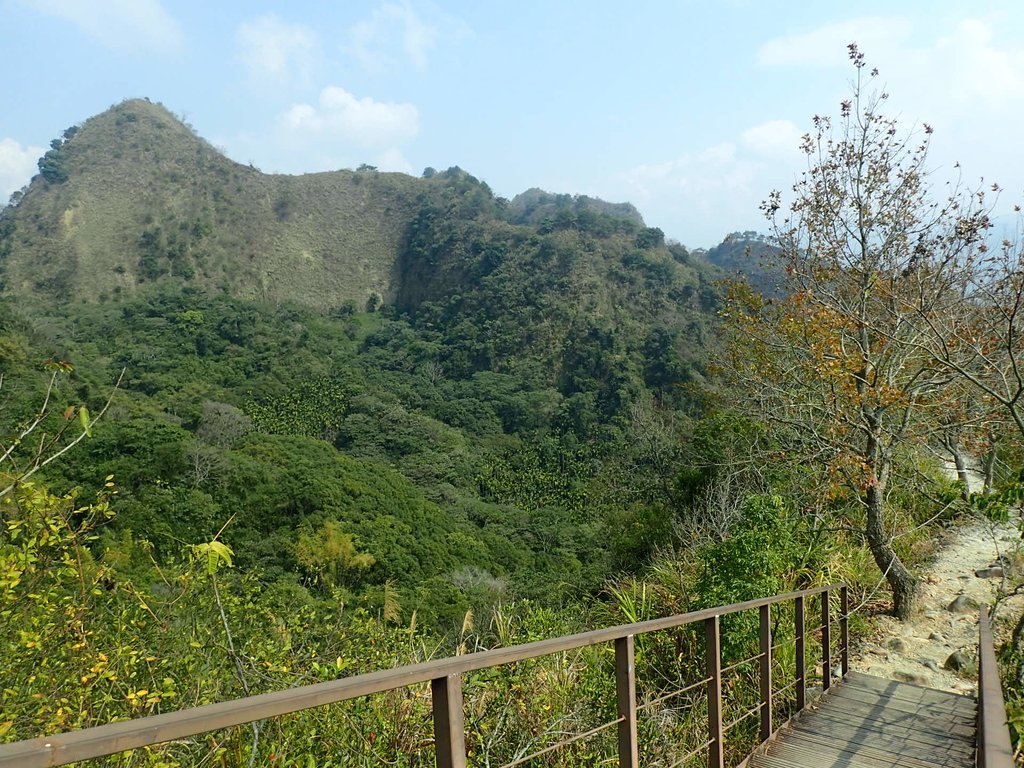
left=621, top=141, right=751, bottom=205
left=19, top=0, right=183, bottom=52
left=758, top=17, right=913, bottom=68
left=346, top=1, right=469, bottom=72
left=584, top=15, right=1024, bottom=248
left=926, top=19, right=1024, bottom=110
left=237, top=14, right=318, bottom=88
left=758, top=15, right=1024, bottom=208
left=281, top=86, right=420, bottom=148
left=760, top=16, right=1024, bottom=115
left=611, top=124, right=809, bottom=247
left=741, top=120, right=803, bottom=159
left=0, top=138, right=43, bottom=201
left=377, top=148, right=414, bottom=174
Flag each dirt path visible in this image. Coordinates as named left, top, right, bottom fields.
left=850, top=514, right=1020, bottom=694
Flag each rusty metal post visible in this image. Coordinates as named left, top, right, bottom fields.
left=705, top=616, right=724, bottom=768
left=795, top=595, right=805, bottom=710
left=759, top=604, right=772, bottom=742
left=431, top=675, right=467, bottom=768
left=821, top=591, right=831, bottom=691
left=840, top=586, right=849, bottom=678
left=614, top=636, right=639, bottom=768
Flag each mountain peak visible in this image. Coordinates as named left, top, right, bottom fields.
left=0, top=98, right=422, bottom=306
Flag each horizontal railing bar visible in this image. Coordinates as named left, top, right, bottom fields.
left=722, top=704, right=761, bottom=734
left=721, top=652, right=764, bottom=675
left=0, top=584, right=841, bottom=768
left=638, top=676, right=712, bottom=710
left=978, top=606, right=1015, bottom=768
left=772, top=679, right=798, bottom=697
left=669, top=738, right=714, bottom=768
left=498, top=717, right=622, bottom=768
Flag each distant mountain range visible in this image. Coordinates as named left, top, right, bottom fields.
left=0, top=98, right=732, bottom=313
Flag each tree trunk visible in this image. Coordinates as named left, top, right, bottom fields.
left=952, top=450, right=970, bottom=496
left=983, top=443, right=998, bottom=494
left=943, top=430, right=971, bottom=499
left=864, top=480, right=918, bottom=620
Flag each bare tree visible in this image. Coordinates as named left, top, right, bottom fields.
left=909, top=229, right=1024, bottom=446
left=727, top=46, right=993, bottom=619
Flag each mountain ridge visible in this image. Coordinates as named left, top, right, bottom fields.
left=0, top=98, right=662, bottom=313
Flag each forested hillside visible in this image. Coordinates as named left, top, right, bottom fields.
left=0, top=98, right=728, bottom=630
left=0, top=97, right=760, bottom=764
left=5, top=59, right=1024, bottom=764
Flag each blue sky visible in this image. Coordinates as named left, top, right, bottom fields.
left=2, top=1, right=1023, bottom=248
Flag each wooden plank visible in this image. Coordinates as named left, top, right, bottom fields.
left=706, top=616, right=724, bottom=768
left=841, top=672, right=975, bottom=707
left=614, top=636, right=638, bottom=768
left=431, top=675, right=467, bottom=768
left=824, top=683, right=976, bottom=718
left=748, top=755, right=809, bottom=768
left=749, top=755, right=820, bottom=768
left=979, top=605, right=1016, bottom=768
left=772, top=744, right=952, bottom=768
left=794, top=713, right=975, bottom=755
left=837, top=676, right=976, bottom=710
left=775, top=730, right=972, bottom=768
left=801, top=697, right=975, bottom=740
left=803, top=693, right=974, bottom=731
left=804, top=696, right=976, bottom=738
left=745, top=667, right=978, bottom=768
left=771, top=740, right=956, bottom=768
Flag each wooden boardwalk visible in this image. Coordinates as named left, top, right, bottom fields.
left=747, top=672, right=977, bottom=768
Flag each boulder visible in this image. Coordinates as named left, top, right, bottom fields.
left=975, top=566, right=1004, bottom=579
left=894, top=668, right=929, bottom=685
left=947, top=595, right=980, bottom=614
left=944, top=650, right=972, bottom=672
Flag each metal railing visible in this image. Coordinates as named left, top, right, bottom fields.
left=0, top=584, right=849, bottom=768
left=977, top=605, right=1015, bottom=768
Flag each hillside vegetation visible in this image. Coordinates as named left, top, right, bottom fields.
left=0, top=98, right=772, bottom=765
left=6, top=65, right=1023, bottom=765
left=0, top=97, right=728, bottom=625
left=1, top=99, right=424, bottom=306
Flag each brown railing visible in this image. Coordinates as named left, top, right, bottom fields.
left=978, top=605, right=1015, bottom=768
left=0, top=584, right=849, bottom=768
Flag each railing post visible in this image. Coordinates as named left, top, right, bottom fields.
left=821, top=591, right=831, bottom=691
left=840, top=586, right=849, bottom=678
left=615, top=636, right=639, bottom=768
left=432, top=675, right=467, bottom=768
left=759, top=604, right=772, bottom=743
left=795, top=595, right=805, bottom=710
left=705, top=616, right=724, bottom=768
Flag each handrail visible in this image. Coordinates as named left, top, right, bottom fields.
left=977, top=606, right=1015, bottom=768
left=0, top=583, right=848, bottom=768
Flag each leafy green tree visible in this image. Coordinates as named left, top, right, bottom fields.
left=37, top=146, right=68, bottom=183
left=293, top=520, right=375, bottom=589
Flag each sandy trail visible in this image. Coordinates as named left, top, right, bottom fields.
left=850, top=514, right=1020, bottom=694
